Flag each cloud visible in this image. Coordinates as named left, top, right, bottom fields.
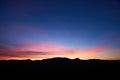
left=0, top=42, right=68, bottom=60
left=51, top=45, right=110, bottom=59
left=0, top=42, right=120, bottom=60
left=20, top=43, right=68, bottom=52
left=0, top=51, right=51, bottom=56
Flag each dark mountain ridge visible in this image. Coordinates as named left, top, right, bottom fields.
left=0, top=57, right=120, bottom=73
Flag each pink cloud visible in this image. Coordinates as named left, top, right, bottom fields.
left=13, top=42, right=68, bottom=52
left=0, top=42, right=120, bottom=60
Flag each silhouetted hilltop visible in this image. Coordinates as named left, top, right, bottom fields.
left=0, top=57, right=120, bottom=73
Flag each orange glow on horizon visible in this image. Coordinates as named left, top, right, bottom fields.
left=0, top=43, right=120, bottom=60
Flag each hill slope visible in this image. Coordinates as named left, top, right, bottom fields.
left=0, top=57, right=120, bottom=73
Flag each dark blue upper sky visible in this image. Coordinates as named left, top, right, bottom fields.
left=0, top=0, right=120, bottom=60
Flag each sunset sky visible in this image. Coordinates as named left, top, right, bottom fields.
left=0, top=0, right=120, bottom=60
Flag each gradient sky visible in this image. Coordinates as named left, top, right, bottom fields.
left=0, top=0, right=120, bottom=60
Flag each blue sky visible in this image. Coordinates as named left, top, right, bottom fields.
left=0, top=0, right=120, bottom=60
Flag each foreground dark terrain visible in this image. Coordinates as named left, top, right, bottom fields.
left=0, top=57, right=120, bottom=73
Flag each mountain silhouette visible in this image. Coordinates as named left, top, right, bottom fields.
left=0, top=57, right=120, bottom=73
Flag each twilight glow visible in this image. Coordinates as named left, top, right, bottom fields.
left=0, top=0, right=120, bottom=60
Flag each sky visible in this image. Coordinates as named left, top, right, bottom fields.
left=0, top=0, right=120, bottom=60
